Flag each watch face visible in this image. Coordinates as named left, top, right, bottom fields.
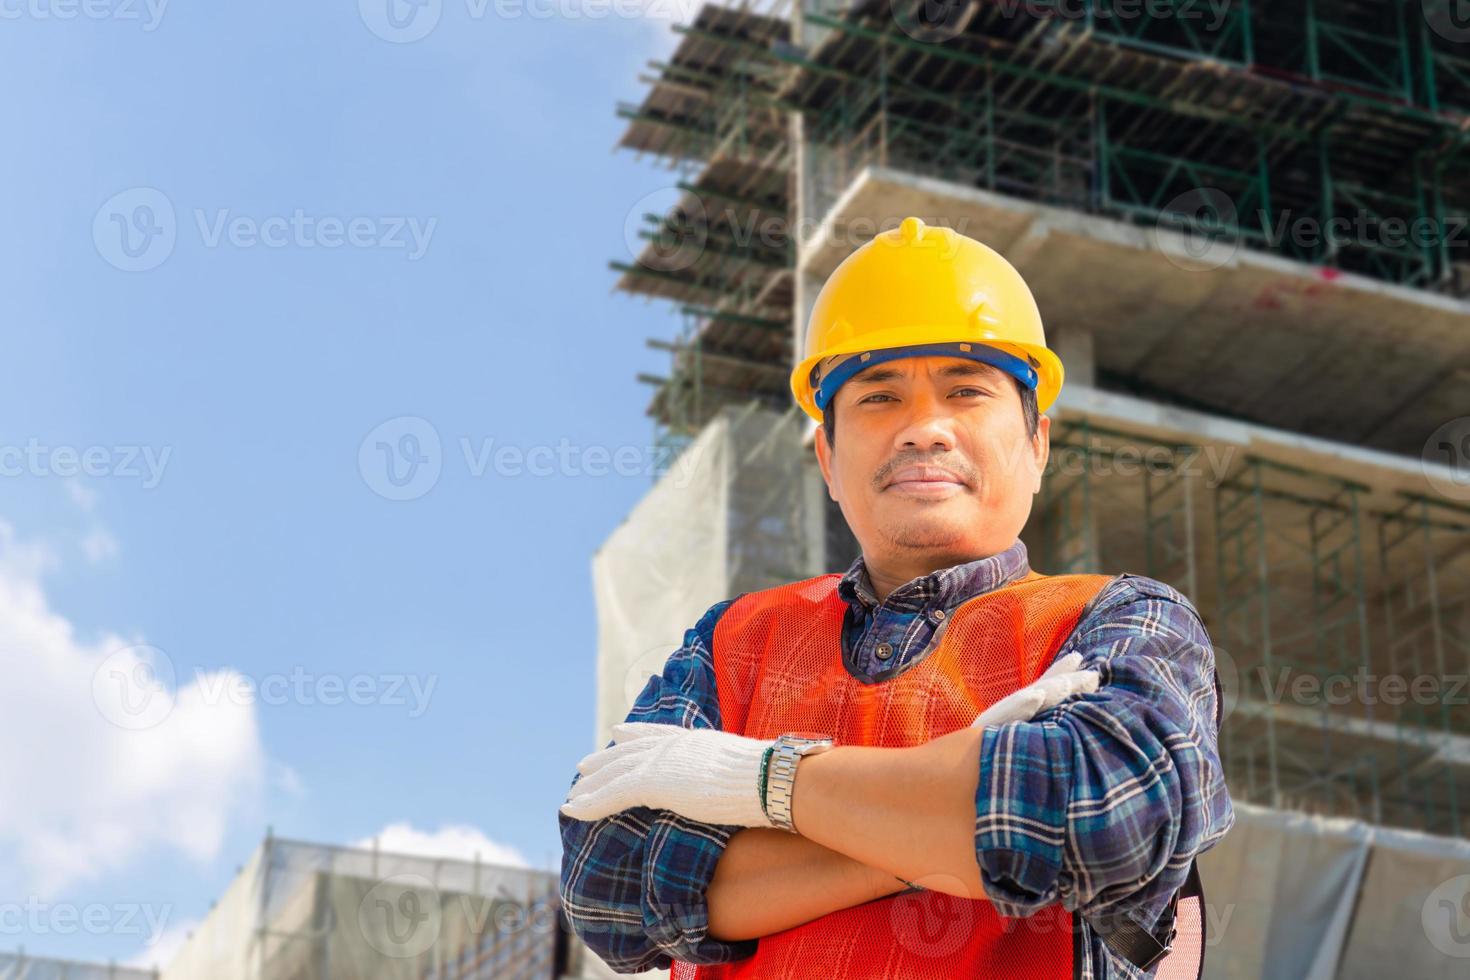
left=782, top=731, right=829, bottom=743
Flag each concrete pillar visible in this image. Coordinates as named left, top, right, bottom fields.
left=1052, top=327, right=1096, bottom=389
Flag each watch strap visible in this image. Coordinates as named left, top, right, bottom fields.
left=764, top=734, right=832, bottom=832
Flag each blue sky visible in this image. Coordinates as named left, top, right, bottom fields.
left=0, top=2, right=692, bottom=965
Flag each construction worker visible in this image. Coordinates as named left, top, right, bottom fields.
left=559, top=217, right=1234, bottom=978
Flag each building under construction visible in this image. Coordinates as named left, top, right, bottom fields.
left=593, top=1, right=1470, bottom=977
left=1, top=834, right=584, bottom=980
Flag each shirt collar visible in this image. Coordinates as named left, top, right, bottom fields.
left=836, top=538, right=1031, bottom=616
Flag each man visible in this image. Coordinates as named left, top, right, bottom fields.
left=559, top=217, right=1234, bottom=978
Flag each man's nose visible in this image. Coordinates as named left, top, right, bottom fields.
left=893, top=392, right=956, bottom=452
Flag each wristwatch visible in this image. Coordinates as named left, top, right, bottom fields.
left=764, top=731, right=834, bottom=833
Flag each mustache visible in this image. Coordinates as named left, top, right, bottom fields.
left=873, top=454, right=977, bottom=489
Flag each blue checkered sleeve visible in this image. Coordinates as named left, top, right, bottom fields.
left=558, top=597, right=759, bottom=974
left=974, top=573, right=1235, bottom=941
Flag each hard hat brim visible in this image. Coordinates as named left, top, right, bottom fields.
left=791, top=330, right=1063, bottom=422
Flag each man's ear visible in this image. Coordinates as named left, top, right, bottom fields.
left=1032, top=415, right=1051, bottom=494
left=813, top=421, right=837, bottom=502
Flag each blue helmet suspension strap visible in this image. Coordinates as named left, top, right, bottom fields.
left=813, top=342, right=1039, bottom=414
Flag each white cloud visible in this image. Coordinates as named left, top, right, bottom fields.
left=272, top=761, right=306, bottom=798
left=353, top=822, right=530, bottom=869
left=65, top=480, right=98, bottom=513
left=0, top=526, right=59, bottom=580
left=0, top=519, right=266, bottom=894
left=80, top=527, right=120, bottom=564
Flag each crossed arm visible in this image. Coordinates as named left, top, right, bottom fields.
left=558, top=577, right=1234, bottom=971
left=556, top=597, right=923, bottom=968
left=703, top=723, right=988, bottom=941
left=704, top=826, right=911, bottom=941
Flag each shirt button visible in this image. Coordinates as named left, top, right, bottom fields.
left=875, top=642, right=893, bottom=660
left=930, top=609, right=947, bottom=622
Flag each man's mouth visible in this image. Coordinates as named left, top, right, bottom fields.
left=883, top=464, right=969, bottom=495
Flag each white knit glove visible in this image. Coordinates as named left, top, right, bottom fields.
left=559, top=653, right=1098, bottom=825
left=559, top=722, right=778, bottom=827
left=971, top=651, right=1100, bottom=728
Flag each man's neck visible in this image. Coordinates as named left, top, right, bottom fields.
left=862, top=545, right=1010, bottom=604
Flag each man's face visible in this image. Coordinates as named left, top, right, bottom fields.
left=813, top=355, right=1050, bottom=566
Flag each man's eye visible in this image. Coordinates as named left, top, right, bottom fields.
left=951, top=387, right=987, bottom=398
left=859, top=393, right=896, bottom=404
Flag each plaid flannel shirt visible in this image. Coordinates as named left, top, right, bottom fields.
left=558, top=539, right=1234, bottom=978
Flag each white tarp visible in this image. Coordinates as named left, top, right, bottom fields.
left=1198, top=800, right=1470, bottom=979
left=591, top=404, right=823, bottom=750
left=0, top=956, right=155, bottom=980
left=1199, top=803, right=1371, bottom=979
left=1337, top=820, right=1470, bottom=980
left=591, top=413, right=732, bottom=750
left=159, top=837, right=559, bottom=980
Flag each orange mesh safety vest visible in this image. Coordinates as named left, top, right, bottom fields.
left=671, top=568, right=1114, bottom=980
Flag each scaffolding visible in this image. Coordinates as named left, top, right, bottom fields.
left=609, top=0, right=1470, bottom=841
left=785, top=1, right=1470, bottom=294
left=158, top=835, right=562, bottom=980
left=0, top=954, right=156, bottom=980
left=614, top=0, right=1470, bottom=460
left=613, top=2, right=797, bottom=452
left=1030, top=416, right=1470, bottom=838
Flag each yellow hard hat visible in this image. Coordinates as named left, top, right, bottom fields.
left=791, top=216, right=1063, bottom=422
